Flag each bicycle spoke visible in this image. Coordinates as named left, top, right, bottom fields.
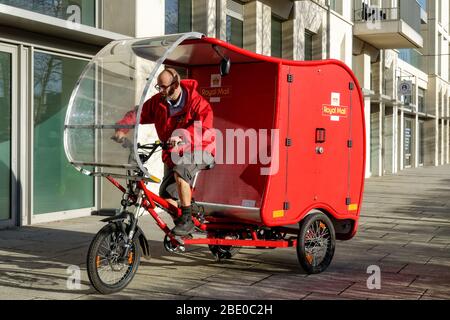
left=304, top=220, right=331, bottom=267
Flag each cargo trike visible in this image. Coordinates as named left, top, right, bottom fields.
left=64, top=32, right=366, bottom=294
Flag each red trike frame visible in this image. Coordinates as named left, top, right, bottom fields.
left=106, top=176, right=298, bottom=249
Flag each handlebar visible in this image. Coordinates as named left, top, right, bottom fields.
left=111, top=136, right=186, bottom=167
left=111, top=136, right=184, bottom=150
left=137, top=140, right=169, bottom=150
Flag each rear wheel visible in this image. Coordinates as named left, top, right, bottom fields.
left=87, top=223, right=141, bottom=294
left=297, top=212, right=335, bottom=274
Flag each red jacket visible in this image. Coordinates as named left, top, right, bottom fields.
left=117, top=79, right=215, bottom=167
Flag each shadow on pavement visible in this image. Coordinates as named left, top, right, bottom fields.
left=0, top=225, right=304, bottom=298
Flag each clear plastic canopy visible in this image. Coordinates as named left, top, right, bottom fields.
left=64, top=32, right=204, bottom=181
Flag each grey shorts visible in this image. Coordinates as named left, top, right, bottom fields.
left=159, top=151, right=215, bottom=200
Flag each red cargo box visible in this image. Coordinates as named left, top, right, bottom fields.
left=65, top=33, right=365, bottom=240
left=175, top=38, right=366, bottom=240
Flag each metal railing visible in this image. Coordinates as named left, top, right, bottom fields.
left=354, top=0, right=421, bottom=34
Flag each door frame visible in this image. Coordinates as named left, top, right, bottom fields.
left=29, top=48, right=96, bottom=225
left=0, top=43, right=18, bottom=228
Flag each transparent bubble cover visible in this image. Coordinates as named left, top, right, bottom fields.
left=64, top=32, right=203, bottom=179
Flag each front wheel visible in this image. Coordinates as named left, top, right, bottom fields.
left=87, top=223, right=141, bottom=294
left=297, top=212, right=335, bottom=274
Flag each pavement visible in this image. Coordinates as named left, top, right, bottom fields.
left=0, top=165, right=449, bottom=300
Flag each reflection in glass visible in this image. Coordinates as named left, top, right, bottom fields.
left=0, top=0, right=95, bottom=26
left=0, top=52, right=11, bottom=221
left=226, top=15, right=243, bottom=48
left=305, top=31, right=313, bottom=61
left=165, top=0, right=192, bottom=35
left=271, top=16, right=282, bottom=58
left=33, top=51, right=94, bottom=215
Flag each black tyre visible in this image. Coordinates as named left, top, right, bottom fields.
left=87, top=223, right=141, bottom=294
left=297, top=212, right=335, bottom=274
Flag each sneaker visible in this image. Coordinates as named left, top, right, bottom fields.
left=172, top=208, right=195, bottom=236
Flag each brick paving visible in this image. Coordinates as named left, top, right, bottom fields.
left=0, top=165, right=449, bottom=300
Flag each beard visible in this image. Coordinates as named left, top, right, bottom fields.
left=163, top=86, right=178, bottom=102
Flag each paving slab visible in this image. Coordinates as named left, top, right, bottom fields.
left=1, top=164, right=450, bottom=300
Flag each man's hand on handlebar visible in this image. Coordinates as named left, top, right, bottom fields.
left=112, top=130, right=127, bottom=143
left=167, top=136, right=184, bottom=150
left=111, top=132, right=184, bottom=151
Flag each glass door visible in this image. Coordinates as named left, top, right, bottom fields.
left=33, top=51, right=94, bottom=216
left=0, top=44, right=17, bottom=227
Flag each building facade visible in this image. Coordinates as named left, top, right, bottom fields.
left=0, top=0, right=449, bottom=228
left=0, top=0, right=161, bottom=228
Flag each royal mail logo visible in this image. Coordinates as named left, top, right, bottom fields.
left=322, top=105, right=348, bottom=118
left=200, top=87, right=232, bottom=98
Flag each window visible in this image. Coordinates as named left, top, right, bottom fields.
left=398, top=49, right=424, bottom=71
left=33, top=51, right=94, bottom=214
left=417, top=0, right=427, bottom=10
left=226, top=0, right=244, bottom=48
left=438, top=33, right=443, bottom=76
left=271, top=16, right=282, bottom=58
left=403, top=93, right=413, bottom=107
left=418, top=120, right=425, bottom=165
left=0, top=51, right=11, bottom=221
left=330, top=0, right=343, bottom=15
left=330, top=0, right=337, bottom=11
left=438, top=0, right=442, bottom=24
left=382, top=66, right=388, bottom=95
left=226, top=15, right=243, bottom=48
left=418, top=88, right=425, bottom=113
left=165, top=0, right=192, bottom=34
left=304, top=30, right=314, bottom=61
left=0, top=0, right=95, bottom=26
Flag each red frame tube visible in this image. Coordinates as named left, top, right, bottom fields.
left=106, top=177, right=298, bottom=249
left=183, top=238, right=297, bottom=248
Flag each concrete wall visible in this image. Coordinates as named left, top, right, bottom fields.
left=282, top=0, right=326, bottom=61
left=243, top=1, right=271, bottom=55
left=192, top=0, right=218, bottom=37
left=102, top=0, right=136, bottom=36
left=102, top=0, right=166, bottom=38
left=329, top=12, right=353, bottom=66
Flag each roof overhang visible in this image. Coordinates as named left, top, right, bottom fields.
left=0, top=4, right=129, bottom=46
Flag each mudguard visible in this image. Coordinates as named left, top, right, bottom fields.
left=100, top=211, right=129, bottom=222
left=135, top=226, right=151, bottom=260
left=100, top=212, right=151, bottom=260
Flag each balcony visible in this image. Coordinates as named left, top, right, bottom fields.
left=353, top=0, right=424, bottom=49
